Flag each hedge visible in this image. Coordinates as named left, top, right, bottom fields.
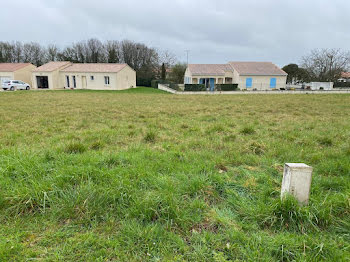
left=215, top=84, right=238, bottom=91
left=334, top=82, right=350, bottom=88
left=184, top=84, right=206, bottom=91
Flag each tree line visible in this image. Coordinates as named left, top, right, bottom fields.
left=0, top=39, right=177, bottom=86
left=283, top=48, right=350, bottom=84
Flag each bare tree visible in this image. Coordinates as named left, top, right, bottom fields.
left=120, top=40, right=159, bottom=85
left=105, top=40, right=121, bottom=63
left=158, top=50, right=176, bottom=68
left=0, top=42, right=15, bottom=62
left=22, top=42, right=45, bottom=66
left=86, top=38, right=105, bottom=63
left=74, top=42, right=88, bottom=63
left=301, top=48, right=350, bottom=82
left=58, top=47, right=75, bottom=62
left=13, top=41, right=23, bottom=63
left=46, top=44, right=59, bottom=62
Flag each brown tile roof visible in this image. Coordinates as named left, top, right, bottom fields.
left=33, top=61, right=72, bottom=72
left=61, top=63, right=128, bottom=73
left=341, top=72, right=350, bottom=78
left=228, top=62, right=287, bottom=76
left=188, top=64, right=233, bottom=76
left=0, top=63, right=34, bottom=72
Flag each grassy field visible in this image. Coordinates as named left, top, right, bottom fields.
left=0, top=88, right=349, bottom=261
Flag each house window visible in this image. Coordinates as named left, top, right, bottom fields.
left=104, top=76, right=110, bottom=85
left=225, top=77, right=233, bottom=84
left=72, top=76, right=76, bottom=88
left=91, top=76, right=94, bottom=81
left=246, top=78, right=252, bottom=88
left=270, top=78, right=276, bottom=88
left=66, top=75, right=70, bottom=88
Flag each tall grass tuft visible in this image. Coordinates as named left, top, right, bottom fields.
left=240, top=126, right=256, bottom=135
left=64, top=142, right=87, bottom=154
left=144, top=130, right=156, bottom=143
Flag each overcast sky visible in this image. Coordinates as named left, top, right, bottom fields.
left=1, top=0, right=349, bottom=66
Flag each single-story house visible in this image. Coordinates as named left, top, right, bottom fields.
left=184, top=62, right=287, bottom=90
left=338, top=72, right=350, bottom=83
left=32, top=62, right=136, bottom=90
left=0, top=63, right=36, bottom=86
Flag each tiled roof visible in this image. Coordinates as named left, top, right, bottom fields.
left=0, top=63, right=33, bottom=72
left=33, top=61, right=72, bottom=72
left=228, top=62, right=287, bottom=76
left=61, top=63, right=128, bottom=73
left=188, top=64, right=233, bottom=76
left=341, top=72, right=350, bottom=78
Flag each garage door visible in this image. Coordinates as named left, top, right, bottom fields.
left=0, top=76, right=11, bottom=85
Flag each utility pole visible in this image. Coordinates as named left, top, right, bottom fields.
left=185, top=50, right=190, bottom=65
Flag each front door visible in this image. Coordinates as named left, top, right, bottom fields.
left=209, top=78, right=215, bottom=91
left=82, top=76, right=87, bottom=89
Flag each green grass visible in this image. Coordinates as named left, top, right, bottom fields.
left=0, top=88, right=349, bottom=261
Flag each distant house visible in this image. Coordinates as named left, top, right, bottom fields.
left=0, top=63, right=36, bottom=86
left=184, top=62, right=287, bottom=90
left=32, top=62, right=136, bottom=90
left=338, top=72, right=350, bottom=83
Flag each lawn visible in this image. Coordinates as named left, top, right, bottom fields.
left=0, top=88, right=349, bottom=261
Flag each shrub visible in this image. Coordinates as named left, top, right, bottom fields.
left=216, top=84, right=238, bottom=91
left=169, top=83, right=182, bottom=91
left=137, top=77, right=153, bottom=87
left=184, top=84, right=206, bottom=91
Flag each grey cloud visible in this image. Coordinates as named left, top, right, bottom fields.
left=1, top=0, right=349, bottom=66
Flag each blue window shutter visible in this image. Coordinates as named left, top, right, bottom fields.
left=270, top=78, right=276, bottom=88
left=246, top=78, right=252, bottom=88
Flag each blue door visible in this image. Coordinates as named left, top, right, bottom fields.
left=246, top=78, right=252, bottom=88
left=210, top=78, right=215, bottom=91
left=270, top=78, right=276, bottom=88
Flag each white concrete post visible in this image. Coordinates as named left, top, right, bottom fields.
left=281, top=163, right=313, bottom=205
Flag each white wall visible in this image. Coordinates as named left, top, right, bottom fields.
left=305, top=82, right=333, bottom=90
left=116, top=66, right=136, bottom=89
left=238, top=75, right=287, bottom=90
left=61, top=67, right=136, bottom=90
left=62, top=72, right=117, bottom=90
